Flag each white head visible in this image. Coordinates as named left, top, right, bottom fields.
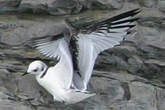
left=23, top=60, right=48, bottom=77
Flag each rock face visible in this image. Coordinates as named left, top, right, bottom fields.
left=0, top=0, right=165, bottom=110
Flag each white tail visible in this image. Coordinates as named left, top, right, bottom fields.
left=64, top=89, right=96, bottom=104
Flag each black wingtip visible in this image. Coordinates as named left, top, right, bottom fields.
left=108, top=8, right=141, bottom=22
left=110, top=17, right=140, bottom=26
left=122, top=8, right=141, bottom=17
left=132, top=8, right=141, bottom=16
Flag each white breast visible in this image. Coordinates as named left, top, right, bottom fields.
left=36, top=67, right=66, bottom=102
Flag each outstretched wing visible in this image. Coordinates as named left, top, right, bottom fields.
left=32, top=33, right=64, bottom=60
left=72, top=9, right=140, bottom=90
left=31, top=33, right=73, bottom=89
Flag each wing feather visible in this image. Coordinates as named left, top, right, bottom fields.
left=72, top=9, right=140, bottom=90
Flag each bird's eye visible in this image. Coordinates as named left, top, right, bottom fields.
left=33, top=69, right=38, bottom=72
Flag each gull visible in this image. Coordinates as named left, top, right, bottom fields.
left=22, top=9, right=140, bottom=104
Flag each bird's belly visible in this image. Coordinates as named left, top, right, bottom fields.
left=36, top=77, right=65, bottom=102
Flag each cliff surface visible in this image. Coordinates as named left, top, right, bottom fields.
left=0, top=0, right=165, bottom=110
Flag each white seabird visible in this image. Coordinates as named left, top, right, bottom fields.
left=22, top=9, right=140, bottom=104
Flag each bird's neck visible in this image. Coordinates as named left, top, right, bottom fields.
left=40, top=66, right=48, bottom=78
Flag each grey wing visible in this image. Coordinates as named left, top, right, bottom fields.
left=32, top=33, right=64, bottom=60
left=31, top=33, right=73, bottom=89
left=72, top=9, right=140, bottom=90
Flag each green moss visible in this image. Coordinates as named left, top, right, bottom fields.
left=0, top=13, right=60, bottom=22
left=90, top=2, right=107, bottom=10
left=0, top=9, right=112, bottom=23
left=138, top=0, right=145, bottom=6
left=0, top=15, right=18, bottom=21
left=25, top=49, right=37, bottom=54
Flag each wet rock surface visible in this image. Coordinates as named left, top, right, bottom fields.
left=0, top=0, right=165, bottom=110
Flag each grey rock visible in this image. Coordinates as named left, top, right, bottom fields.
left=0, top=0, right=21, bottom=13
left=158, top=0, right=165, bottom=12
left=156, top=88, right=165, bottom=110
left=0, top=0, right=83, bottom=15
left=19, top=0, right=49, bottom=14
left=138, top=0, right=157, bottom=8
left=127, top=55, right=143, bottom=73
left=47, top=0, right=83, bottom=15
left=0, top=17, right=68, bottom=46
left=129, top=81, right=157, bottom=109
left=139, top=26, right=165, bottom=49
left=0, top=5, right=165, bottom=110
left=0, top=100, right=31, bottom=110
left=19, top=0, right=83, bottom=15
left=0, top=0, right=21, bottom=7
left=144, top=59, right=165, bottom=67
left=0, top=0, right=162, bottom=15
left=90, top=0, right=124, bottom=9
left=37, top=107, right=57, bottom=110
